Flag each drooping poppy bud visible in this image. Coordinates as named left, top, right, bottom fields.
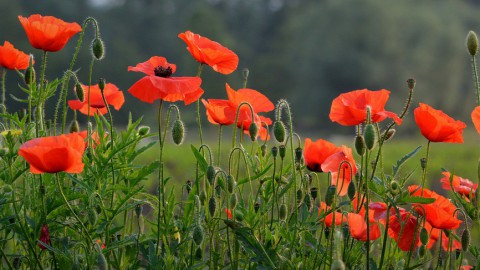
left=24, top=65, right=36, bottom=85
left=206, top=165, right=215, bottom=185
left=75, top=82, right=84, bottom=102
left=325, top=185, right=336, bottom=206
left=364, top=124, right=376, bottom=150
left=273, top=121, right=286, bottom=143
left=69, top=120, right=80, bottom=133
left=229, top=193, right=238, bottom=209
left=261, top=144, right=267, bottom=157
left=354, top=135, right=366, bottom=156
left=208, top=196, right=216, bottom=217
left=248, top=122, right=258, bottom=141
left=172, top=119, right=185, bottom=145
left=461, top=229, right=471, bottom=252
left=347, top=181, right=356, bottom=201
left=420, top=227, right=429, bottom=245
left=137, top=125, right=150, bottom=136
left=92, top=37, right=105, bottom=60
left=279, top=204, right=287, bottom=221
left=383, top=129, right=396, bottom=141
left=226, top=175, right=235, bottom=193
left=192, top=225, right=204, bottom=245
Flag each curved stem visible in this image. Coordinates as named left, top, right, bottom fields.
left=231, top=102, right=256, bottom=148
left=156, top=99, right=164, bottom=256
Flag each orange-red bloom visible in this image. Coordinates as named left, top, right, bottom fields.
left=440, top=171, right=477, bottom=199
left=128, top=56, right=203, bottom=104
left=329, top=89, right=402, bottom=126
left=408, top=185, right=462, bottom=230
left=303, top=138, right=341, bottom=173
left=0, top=41, right=31, bottom=70
left=321, top=146, right=357, bottom=196
left=318, top=202, right=346, bottom=227
left=388, top=211, right=420, bottom=251
left=18, top=14, right=81, bottom=52
left=202, top=99, right=235, bottom=126
left=178, top=30, right=239, bottom=74
left=38, top=224, right=51, bottom=250
left=18, top=133, right=85, bottom=174
left=68, top=83, right=125, bottom=116
left=414, top=103, right=466, bottom=143
left=472, top=106, right=480, bottom=134
left=425, top=222, right=461, bottom=251
left=347, top=212, right=381, bottom=242
left=225, top=208, right=233, bottom=219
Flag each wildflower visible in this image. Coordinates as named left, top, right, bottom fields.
left=38, top=224, right=51, bottom=250
left=178, top=30, right=239, bottom=74
left=68, top=83, right=125, bottom=116
left=18, top=14, right=81, bottom=52
left=303, top=138, right=341, bottom=172
left=321, top=146, right=357, bottom=196
left=388, top=211, right=421, bottom=251
left=347, top=212, right=381, bottom=242
left=128, top=56, right=202, bottom=104
left=318, top=201, right=346, bottom=227
left=0, top=41, right=31, bottom=70
left=225, top=208, right=233, bottom=219
left=96, top=239, right=106, bottom=249
left=329, top=89, right=402, bottom=126
left=440, top=171, right=477, bottom=199
left=472, top=106, right=480, bottom=134
left=425, top=223, right=461, bottom=251
left=408, top=185, right=462, bottom=230
left=18, top=133, right=85, bottom=174
left=202, top=99, right=235, bottom=126
left=414, top=103, right=466, bottom=143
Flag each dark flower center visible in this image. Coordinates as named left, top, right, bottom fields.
left=154, top=65, right=173, bottom=78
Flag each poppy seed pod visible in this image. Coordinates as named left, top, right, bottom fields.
left=248, top=122, right=258, bottom=141
left=383, top=129, right=396, bottom=141
left=420, top=158, right=427, bottom=170
left=24, top=66, right=36, bottom=85
left=295, top=147, right=303, bottom=163
left=69, top=120, right=80, bottom=133
left=364, top=124, right=376, bottom=150
left=75, top=82, right=84, bottom=102
left=279, top=145, right=286, bottom=159
left=420, top=227, right=429, bottom=245
left=418, top=244, right=426, bottom=258
left=461, top=229, right=471, bottom=252
left=279, top=204, right=287, bottom=221
left=273, top=121, right=286, bottom=143
left=407, top=78, right=416, bottom=90
left=261, top=144, right=267, bottom=157
left=226, top=175, right=235, bottom=193
left=98, top=78, right=106, bottom=92
left=354, top=135, right=366, bottom=156
left=325, top=185, right=336, bottom=206
left=172, top=119, right=185, bottom=145
left=467, top=31, right=479, bottom=56
left=135, top=204, right=143, bottom=217
left=229, top=193, right=238, bottom=209
left=242, top=68, right=249, bottom=80
left=92, top=37, right=105, bottom=60
left=192, top=225, right=204, bottom=245
left=296, top=189, right=304, bottom=204
left=310, top=187, right=318, bottom=200
left=208, top=196, right=216, bottom=217
left=271, top=146, right=278, bottom=158
left=137, top=125, right=150, bottom=136
left=206, top=165, right=215, bottom=186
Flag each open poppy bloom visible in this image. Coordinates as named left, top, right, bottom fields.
left=303, top=138, right=341, bottom=172
left=178, top=30, right=239, bottom=75
left=321, top=146, right=357, bottom=196
left=202, top=99, right=236, bottom=126
left=440, top=171, right=477, bottom=199
left=18, top=133, right=85, bottom=174
left=347, top=212, right=381, bottom=242
left=38, top=223, right=51, bottom=250
left=388, top=211, right=420, bottom=251
left=0, top=41, right=31, bottom=70
left=329, top=89, right=402, bottom=126
left=68, top=83, right=125, bottom=116
left=18, top=14, right=81, bottom=52
left=425, top=222, right=461, bottom=251
left=408, top=185, right=462, bottom=230
left=128, top=56, right=203, bottom=104
left=318, top=202, right=346, bottom=227
left=414, top=103, right=466, bottom=143
left=472, top=106, right=480, bottom=134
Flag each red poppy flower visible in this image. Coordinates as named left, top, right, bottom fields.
left=96, top=239, right=106, bottom=249
left=202, top=99, right=235, bottom=126
left=18, top=133, right=85, bottom=174
left=68, top=83, right=124, bottom=116
left=318, top=202, right=346, bottom=227
left=414, top=103, right=466, bottom=143
left=178, top=30, right=239, bottom=75
left=303, top=138, right=341, bottom=172
left=128, top=56, right=203, bottom=104
left=0, top=41, right=31, bottom=70
left=347, top=212, right=381, bottom=242
left=38, top=223, right=51, bottom=250
left=425, top=222, right=461, bottom=251
left=408, top=185, right=462, bottom=230
left=77, top=130, right=102, bottom=148
left=18, top=14, right=81, bottom=52
left=388, top=211, right=420, bottom=251
left=472, top=106, right=480, bottom=134
left=329, top=89, right=402, bottom=126
left=225, top=208, right=233, bottom=219
left=321, top=146, right=357, bottom=196
left=440, top=171, right=477, bottom=199
left=368, top=202, right=407, bottom=225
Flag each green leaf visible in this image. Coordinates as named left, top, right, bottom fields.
left=392, top=146, right=421, bottom=178
left=398, top=195, right=435, bottom=204
left=190, top=144, right=208, bottom=173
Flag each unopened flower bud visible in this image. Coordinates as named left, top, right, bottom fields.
left=383, top=129, right=396, bottom=141
left=279, top=145, right=286, bottom=159
left=420, top=227, right=429, bottom=245
left=208, top=196, right=216, bottom=217
left=355, top=135, right=366, bottom=156
left=304, top=194, right=312, bottom=210
left=325, top=185, right=336, bottom=206
left=226, top=175, right=235, bottom=193
left=261, top=144, right=267, bottom=157
left=172, top=119, right=185, bottom=145
left=137, top=125, right=150, bottom=136
left=229, top=193, right=238, bottom=209
left=69, top=120, right=80, bottom=133
left=97, top=78, right=106, bottom=92
left=75, top=82, right=84, bottom=102
left=296, top=189, right=304, bottom=204
left=135, top=204, right=143, bottom=217
left=248, top=123, right=258, bottom=141
left=310, top=187, right=318, bottom=200
left=467, top=31, right=479, bottom=56
left=24, top=66, right=36, bottom=85
left=347, top=181, right=356, bottom=201
left=271, top=146, right=278, bottom=158
left=279, top=204, right=287, bottom=221
left=273, top=121, right=286, bottom=143
left=195, top=247, right=203, bottom=259
left=206, top=165, right=215, bottom=185
left=407, top=78, right=416, bottom=90
left=418, top=244, right=426, bottom=258
left=92, top=37, right=105, bottom=60
left=461, top=229, right=471, bottom=252
left=192, top=225, right=204, bottom=245
left=295, top=147, right=303, bottom=163
left=364, top=124, right=376, bottom=150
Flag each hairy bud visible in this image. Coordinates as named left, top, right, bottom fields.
left=467, top=31, right=479, bottom=56
left=273, top=121, right=286, bottom=143
left=172, top=119, right=185, bottom=145
left=92, top=38, right=105, bottom=60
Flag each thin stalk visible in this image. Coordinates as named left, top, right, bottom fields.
left=1, top=68, right=6, bottom=113
left=365, top=149, right=371, bottom=270
left=378, top=204, right=391, bottom=269
left=217, top=125, right=223, bottom=166
left=38, top=50, right=48, bottom=134
left=101, top=90, right=116, bottom=209
left=472, top=55, right=480, bottom=105
left=86, top=58, right=95, bottom=149
left=270, top=156, right=277, bottom=229
left=196, top=64, right=204, bottom=144
left=420, top=140, right=432, bottom=194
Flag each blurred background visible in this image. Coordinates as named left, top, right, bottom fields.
left=2, top=0, right=480, bottom=180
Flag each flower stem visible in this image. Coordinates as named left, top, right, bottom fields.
left=420, top=140, right=431, bottom=194
left=156, top=99, right=164, bottom=256
left=100, top=90, right=116, bottom=209
left=1, top=68, right=6, bottom=113
left=38, top=51, right=48, bottom=134
left=196, top=64, right=204, bottom=144
left=472, top=55, right=480, bottom=105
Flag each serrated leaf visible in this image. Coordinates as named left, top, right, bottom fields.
left=392, top=146, right=421, bottom=178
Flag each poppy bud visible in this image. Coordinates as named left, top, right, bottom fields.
left=137, top=125, right=150, bottom=136
left=420, top=158, right=427, bottom=170
left=192, top=225, right=204, bottom=245
left=407, top=78, right=416, bottom=91
left=279, top=204, right=287, bottom=221
left=390, top=180, right=400, bottom=195
left=364, top=124, right=376, bottom=150
left=248, top=123, right=258, bottom=141
left=75, top=82, right=84, bottom=102
left=206, top=165, right=215, bottom=185
left=186, top=180, right=192, bottom=194
left=208, top=196, right=216, bottom=217
left=418, top=244, right=426, bottom=258
left=254, top=202, right=260, bottom=213
left=347, top=181, right=356, bottom=201
left=98, top=78, right=106, bottom=92
left=135, top=204, right=143, bottom=217
left=420, top=227, right=429, bottom=245
left=461, top=229, right=470, bottom=252
left=273, top=121, right=286, bottom=143
left=296, top=189, right=304, bottom=204
left=199, top=190, right=206, bottom=205
left=226, top=175, right=235, bottom=193
left=261, top=144, right=267, bottom=157
left=229, top=193, right=238, bottom=209
left=24, top=66, right=36, bottom=85
left=310, top=187, right=318, bottom=200
left=195, top=247, right=203, bottom=259
left=331, top=260, right=346, bottom=270
left=92, top=37, right=105, bottom=60
left=383, top=129, right=396, bottom=141
left=354, top=135, right=366, bottom=156
left=69, top=120, right=80, bottom=133
left=325, top=185, right=336, bottom=206
left=215, top=185, right=221, bottom=197
left=271, top=146, right=278, bottom=158
left=97, top=252, right=107, bottom=270
left=295, top=147, right=303, bottom=163
left=279, top=145, right=286, bottom=159
left=172, top=119, right=185, bottom=145
left=466, top=31, right=479, bottom=56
